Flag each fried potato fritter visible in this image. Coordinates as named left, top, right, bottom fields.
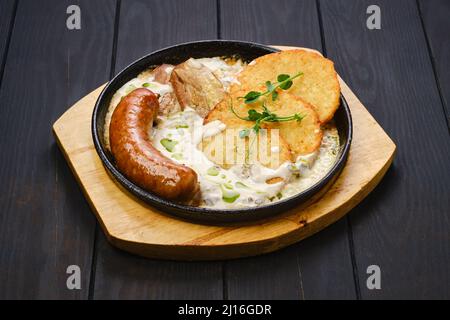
left=199, top=128, right=293, bottom=170
left=235, top=50, right=340, bottom=123
left=204, top=88, right=322, bottom=158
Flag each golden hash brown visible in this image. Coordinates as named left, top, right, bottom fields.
left=234, top=50, right=340, bottom=124
left=259, top=92, right=322, bottom=156
left=204, top=87, right=322, bottom=157
left=203, top=89, right=292, bottom=169
left=199, top=128, right=293, bottom=170
left=203, top=94, right=236, bottom=125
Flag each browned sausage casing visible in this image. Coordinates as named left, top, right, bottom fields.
left=109, top=88, right=199, bottom=200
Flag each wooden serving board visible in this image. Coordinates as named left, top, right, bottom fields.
left=52, top=46, right=396, bottom=260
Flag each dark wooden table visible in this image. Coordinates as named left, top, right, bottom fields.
left=0, top=0, right=449, bottom=300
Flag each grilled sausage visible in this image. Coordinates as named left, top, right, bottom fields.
left=109, top=88, right=199, bottom=201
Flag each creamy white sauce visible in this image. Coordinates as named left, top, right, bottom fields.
left=282, top=127, right=340, bottom=199
left=104, top=57, right=340, bottom=209
left=202, top=120, right=227, bottom=139
left=153, top=107, right=293, bottom=208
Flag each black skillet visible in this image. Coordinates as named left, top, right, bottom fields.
left=92, top=40, right=352, bottom=224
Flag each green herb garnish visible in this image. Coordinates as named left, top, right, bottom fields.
left=160, top=138, right=177, bottom=152
left=221, top=185, right=240, bottom=203
left=142, top=82, right=150, bottom=87
left=231, top=72, right=305, bottom=135
left=207, top=167, right=220, bottom=176
left=239, top=72, right=303, bottom=103
left=231, top=100, right=305, bottom=135
left=175, top=124, right=189, bottom=129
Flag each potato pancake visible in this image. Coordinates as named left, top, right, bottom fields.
left=234, top=50, right=340, bottom=123
left=205, top=88, right=322, bottom=157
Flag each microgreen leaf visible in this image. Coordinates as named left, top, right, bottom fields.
left=230, top=72, right=305, bottom=135
left=277, top=74, right=290, bottom=82
left=252, top=123, right=261, bottom=134
left=294, top=113, right=305, bottom=122
left=265, top=81, right=275, bottom=92
left=247, top=109, right=263, bottom=121
left=279, top=80, right=293, bottom=90
left=242, top=91, right=261, bottom=104
left=271, top=90, right=278, bottom=101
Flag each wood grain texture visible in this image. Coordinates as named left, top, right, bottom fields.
left=220, top=0, right=356, bottom=300
left=418, top=0, right=450, bottom=129
left=0, top=0, right=16, bottom=82
left=320, top=0, right=450, bottom=299
left=220, top=0, right=321, bottom=49
left=0, top=0, right=115, bottom=299
left=224, top=248, right=304, bottom=300
left=115, top=0, right=218, bottom=72
left=93, top=232, right=223, bottom=300
left=91, top=0, right=223, bottom=300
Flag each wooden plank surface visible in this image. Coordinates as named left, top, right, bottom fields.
left=93, top=232, right=223, bottom=300
left=320, top=0, right=450, bottom=299
left=418, top=0, right=450, bottom=129
left=0, top=0, right=115, bottom=299
left=1, top=0, right=448, bottom=300
left=92, top=0, right=224, bottom=300
left=220, top=0, right=356, bottom=300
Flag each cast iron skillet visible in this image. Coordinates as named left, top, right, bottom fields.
left=92, top=40, right=352, bottom=224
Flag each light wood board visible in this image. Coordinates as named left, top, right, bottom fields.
left=52, top=46, right=396, bottom=260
